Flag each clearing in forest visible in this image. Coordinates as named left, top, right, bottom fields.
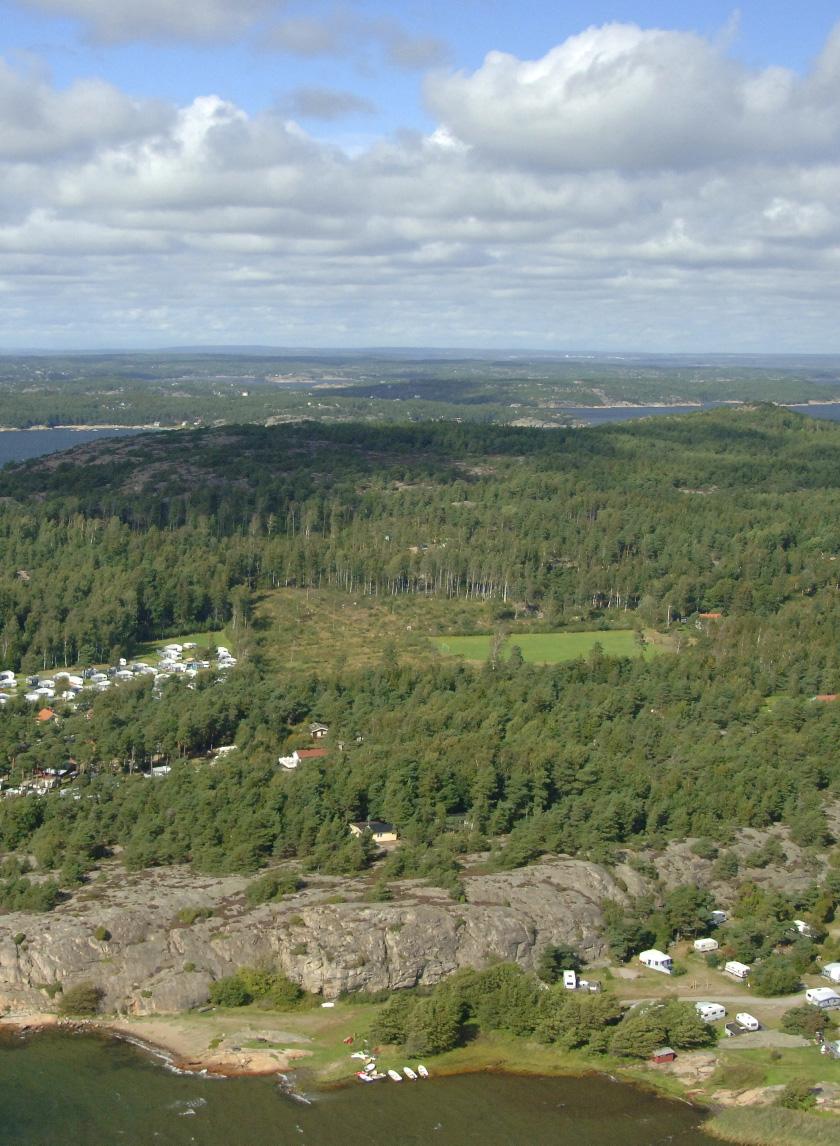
left=432, top=630, right=659, bottom=663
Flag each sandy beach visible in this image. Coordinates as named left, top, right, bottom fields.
left=0, top=1010, right=313, bottom=1078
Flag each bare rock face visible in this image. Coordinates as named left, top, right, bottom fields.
left=0, top=856, right=630, bottom=1015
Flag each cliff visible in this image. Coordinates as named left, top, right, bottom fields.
left=0, top=856, right=643, bottom=1015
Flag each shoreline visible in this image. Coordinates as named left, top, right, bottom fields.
left=0, top=424, right=166, bottom=432
left=0, top=1012, right=306, bottom=1078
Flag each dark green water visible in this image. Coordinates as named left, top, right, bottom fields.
left=0, top=1030, right=718, bottom=1146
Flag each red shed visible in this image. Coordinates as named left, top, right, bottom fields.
left=651, top=1047, right=676, bottom=1064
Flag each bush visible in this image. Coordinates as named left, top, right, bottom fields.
left=209, top=976, right=252, bottom=1007
left=363, top=879, right=393, bottom=902
left=750, top=955, right=801, bottom=996
left=781, top=1005, right=835, bottom=1039
left=691, top=839, right=719, bottom=860
left=208, top=966, right=306, bottom=1010
left=93, top=925, right=111, bottom=942
left=176, top=905, right=214, bottom=925
left=58, top=983, right=104, bottom=1016
left=244, top=872, right=304, bottom=906
left=778, top=1078, right=816, bottom=1111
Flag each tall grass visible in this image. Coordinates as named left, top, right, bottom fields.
left=706, top=1106, right=840, bottom=1146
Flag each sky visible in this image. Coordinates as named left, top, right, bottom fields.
left=2, top=1, right=840, bottom=352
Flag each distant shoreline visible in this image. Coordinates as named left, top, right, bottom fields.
left=0, top=424, right=165, bottom=432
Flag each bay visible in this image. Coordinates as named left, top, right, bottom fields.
left=0, top=1030, right=715, bottom=1146
left=0, top=428, right=146, bottom=467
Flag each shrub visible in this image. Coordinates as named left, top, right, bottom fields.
left=691, top=839, right=719, bottom=860
left=209, top=976, right=252, bottom=1008
left=245, top=872, right=304, bottom=906
left=58, top=983, right=104, bottom=1016
left=781, top=1005, right=835, bottom=1039
left=93, top=925, right=111, bottom=942
left=183, top=962, right=196, bottom=973
left=363, top=879, right=393, bottom=902
left=208, top=966, right=306, bottom=1010
left=778, top=1078, right=816, bottom=1111
left=750, top=955, right=801, bottom=996
left=176, top=906, right=214, bottom=925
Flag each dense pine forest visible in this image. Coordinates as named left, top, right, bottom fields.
left=0, top=405, right=839, bottom=886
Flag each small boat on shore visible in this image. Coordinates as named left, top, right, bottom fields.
left=403, top=1067, right=417, bottom=1080
left=357, top=1070, right=386, bottom=1082
left=387, top=1069, right=403, bottom=1082
left=417, top=1064, right=429, bottom=1079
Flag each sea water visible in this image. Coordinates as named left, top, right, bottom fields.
left=0, top=1030, right=717, bottom=1146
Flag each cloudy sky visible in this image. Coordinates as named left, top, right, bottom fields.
left=2, top=1, right=840, bottom=351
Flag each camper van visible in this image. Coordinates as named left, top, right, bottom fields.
left=562, top=970, right=577, bottom=990
left=806, top=987, right=840, bottom=1009
left=724, top=960, right=750, bottom=980
left=693, top=938, right=719, bottom=953
left=694, top=1002, right=726, bottom=1022
left=735, top=1013, right=760, bottom=1031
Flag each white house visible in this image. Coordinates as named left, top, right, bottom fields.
left=639, top=950, right=673, bottom=974
left=791, top=919, right=815, bottom=938
left=806, top=987, right=840, bottom=1009
left=821, top=963, right=840, bottom=984
left=693, top=938, right=719, bottom=953
left=694, top=1002, right=726, bottom=1022
left=735, top=1012, right=760, bottom=1031
left=724, top=960, right=750, bottom=980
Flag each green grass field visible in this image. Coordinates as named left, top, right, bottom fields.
left=432, top=629, right=658, bottom=663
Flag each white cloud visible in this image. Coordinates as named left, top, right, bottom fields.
left=425, top=22, right=840, bottom=170
left=17, top=0, right=277, bottom=42
left=0, top=59, right=171, bottom=160
left=3, top=26, right=840, bottom=350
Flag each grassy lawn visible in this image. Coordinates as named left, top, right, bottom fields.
left=712, top=1046, right=840, bottom=1089
left=433, top=629, right=658, bottom=663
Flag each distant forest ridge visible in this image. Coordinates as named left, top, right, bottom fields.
left=0, top=350, right=838, bottom=429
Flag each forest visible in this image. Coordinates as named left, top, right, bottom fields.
left=0, top=404, right=838, bottom=892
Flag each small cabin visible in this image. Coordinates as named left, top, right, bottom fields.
left=651, top=1047, right=676, bottom=1064
left=639, top=949, right=673, bottom=974
left=709, top=910, right=728, bottom=926
left=562, top=970, right=577, bottom=990
left=693, top=938, right=719, bottom=953
left=724, top=960, right=750, bottom=980
left=806, top=987, right=840, bottom=1009
left=349, top=820, right=398, bottom=844
left=792, top=919, right=815, bottom=938
left=309, top=723, right=330, bottom=739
